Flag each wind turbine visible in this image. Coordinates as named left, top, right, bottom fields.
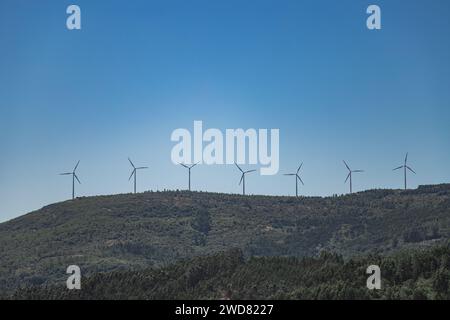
left=235, top=163, right=256, bottom=196
left=393, top=153, right=416, bottom=190
left=59, top=160, right=81, bottom=200
left=284, top=163, right=304, bottom=197
left=180, top=162, right=199, bottom=191
left=128, top=157, right=148, bottom=194
left=343, top=160, right=364, bottom=194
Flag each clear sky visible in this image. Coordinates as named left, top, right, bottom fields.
left=1, top=0, right=449, bottom=222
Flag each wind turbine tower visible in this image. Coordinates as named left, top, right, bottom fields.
left=235, top=163, right=256, bottom=196
left=180, top=162, right=199, bottom=191
left=59, top=160, right=81, bottom=200
left=128, top=158, right=148, bottom=194
left=284, top=163, right=304, bottom=197
left=343, top=160, right=364, bottom=194
left=393, top=153, right=416, bottom=190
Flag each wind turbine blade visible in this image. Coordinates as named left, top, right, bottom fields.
left=284, top=173, right=296, bottom=176
left=297, top=163, right=303, bottom=174
left=343, top=160, right=350, bottom=171
left=405, top=152, right=409, bottom=165
left=190, top=162, right=200, bottom=169
left=180, top=163, right=189, bottom=169
left=234, top=162, right=243, bottom=173
left=59, top=173, right=72, bottom=175
left=128, top=158, right=135, bottom=168
left=73, top=160, right=80, bottom=172
left=297, top=175, right=305, bottom=185
left=245, top=170, right=257, bottom=174
left=393, top=166, right=403, bottom=171
left=128, top=169, right=135, bottom=181
left=137, top=167, right=148, bottom=170
left=345, top=172, right=351, bottom=183
left=74, top=174, right=81, bottom=184
left=407, top=166, right=416, bottom=174
left=353, top=170, right=364, bottom=173
left=239, top=174, right=244, bottom=185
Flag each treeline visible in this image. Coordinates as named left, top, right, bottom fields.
left=1, top=184, right=449, bottom=294
left=7, top=243, right=449, bottom=300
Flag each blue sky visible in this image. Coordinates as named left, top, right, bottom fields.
left=1, top=0, right=449, bottom=222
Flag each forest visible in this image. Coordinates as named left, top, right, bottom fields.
left=1, top=184, right=449, bottom=296
left=6, top=243, right=449, bottom=300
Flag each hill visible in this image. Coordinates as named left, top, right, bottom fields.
left=7, top=245, right=450, bottom=300
left=1, top=184, right=449, bottom=294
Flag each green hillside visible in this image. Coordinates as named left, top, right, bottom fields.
left=7, top=245, right=450, bottom=300
left=1, top=184, right=449, bottom=294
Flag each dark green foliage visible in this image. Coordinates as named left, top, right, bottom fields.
left=0, top=184, right=449, bottom=294
left=191, top=209, right=211, bottom=246
left=191, top=209, right=211, bottom=234
left=7, top=244, right=449, bottom=300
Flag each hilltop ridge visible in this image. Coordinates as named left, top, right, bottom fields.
left=1, top=184, right=449, bottom=293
